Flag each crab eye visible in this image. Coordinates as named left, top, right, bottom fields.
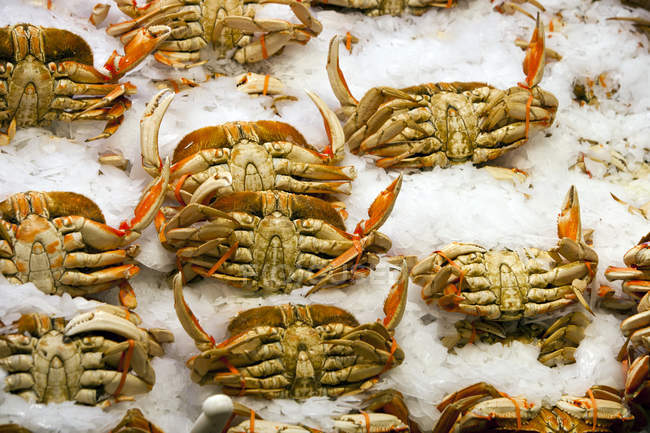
left=41, top=28, right=94, bottom=65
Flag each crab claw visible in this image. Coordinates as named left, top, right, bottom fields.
left=0, top=118, right=16, bottom=146
left=104, top=25, right=172, bottom=80
left=172, top=272, right=216, bottom=353
left=306, top=91, right=346, bottom=163
left=522, top=13, right=546, bottom=89
left=557, top=185, right=581, bottom=242
left=64, top=309, right=147, bottom=342
left=120, top=157, right=170, bottom=243
left=327, top=35, right=359, bottom=115
left=307, top=176, right=401, bottom=283
left=358, top=174, right=402, bottom=236
left=141, top=89, right=175, bottom=178
left=383, top=259, right=408, bottom=331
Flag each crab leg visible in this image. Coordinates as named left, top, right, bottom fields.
left=104, top=25, right=172, bottom=80
left=327, top=35, right=359, bottom=115
left=172, top=272, right=217, bottom=352
left=141, top=89, right=175, bottom=177
left=0, top=117, right=16, bottom=146
left=308, top=176, right=402, bottom=282
left=60, top=265, right=139, bottom=286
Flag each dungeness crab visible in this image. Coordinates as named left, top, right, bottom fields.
left=141, top=89, right=354, bottom=206
left=433, top=382, right=633, bottom=433
left=106, top=0, right=322, bottom=66
left=327, top=16, right=558, bottom=170
left=173, top=261, right=407, bottom=398
left=0, top=163, right=169, bottom=309
left=410, top=186, right=597, bottom=366
left=604, top=233, right=650, bottom=422
left=0, top=306, right=173, bottom=406
left=157, top=174, right=401, bottom=293
left=0, top=23, right=170, bottom=143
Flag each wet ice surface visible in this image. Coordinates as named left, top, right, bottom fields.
left=0, top=0, right=648, bottom=431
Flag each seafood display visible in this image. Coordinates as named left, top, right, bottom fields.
left=410, top=186, right=597, bottom=365
left=106, top=0, right=322, bottom=66
left=0, top=164, right=169, bottom=309
left=433, top=382, right=633, bottom=433
left=0, top=0, right=648, bottom=431
left=327, top=17, right=558, bottom=169
left=0, top=306, right=173, bottom=406
left=173, top=261, right=407, bottom=397
left=0, top=24, right=170, bottom=143
left=141, top=89, right=354, bottom=205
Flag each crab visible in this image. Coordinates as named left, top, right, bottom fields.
left=0, top=305, right=174, bottom=406
left=603, top=233, right=650, bottom=420
left=0, top=23, right=171, bottom=144
left=307, top=0, right=456, bottom=17
left=220, top=390, right=413, bottom=433
left=410, top=186, right=598, bottom=366
left=432, top=382, right=634, bottom=433
left=172, top=260, right=408, bottom=398
left=106, top=0, right=322, bottom=67
left=157, top=172, right=401, bottom=293
left=326, top=16, right=558, bottom=170
left=0, top=164, right=170, bottom=309
left=140, top=89, right=355, bottom=206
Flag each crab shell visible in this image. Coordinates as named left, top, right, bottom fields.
left=173, top=260, right=408, bottom=398
left=107, top=0, right=323, bottom=67
left=140, top=89, right=353, bottom=206
left=0, top=161, right=169, bottom=309
left=326, top=16, right=558, bottom=169
left=0, top=23, right=170, bottom=143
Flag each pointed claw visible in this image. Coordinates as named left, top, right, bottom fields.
left=327, top=35, right=359, bottom=111
left=306, top=90, right=346, bottom=163
left=383, top=259, right=408, bottom=331
left=77, top=84, right=136, bottom=119
left=172, top=272, right=216, bottom=352
left=119, top=280, right=137, bottom=310
left=120, top=158, right=170, bottom=241
left=557, top=185, right=581, bottom=241
left=141, top=89, right=175, bottom=178
left=64, top=310, right=146, bottom=342
left=358, top=174, right=402, bottom=235
left=0, top=118, right=17, bottom=146
left=522, top=13, right=546, bottom=88
left=104, top=25, right=172, bottom=79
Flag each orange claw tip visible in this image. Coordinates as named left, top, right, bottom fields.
left=598, top=285, right=615, bottom=297
left=557, top=185, right=581, bottom=241
left=361, top=174, right=403, bottom=235
left=382, top=260, right=409, bottom=331
left=523, top=13, right=546, bottom=88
